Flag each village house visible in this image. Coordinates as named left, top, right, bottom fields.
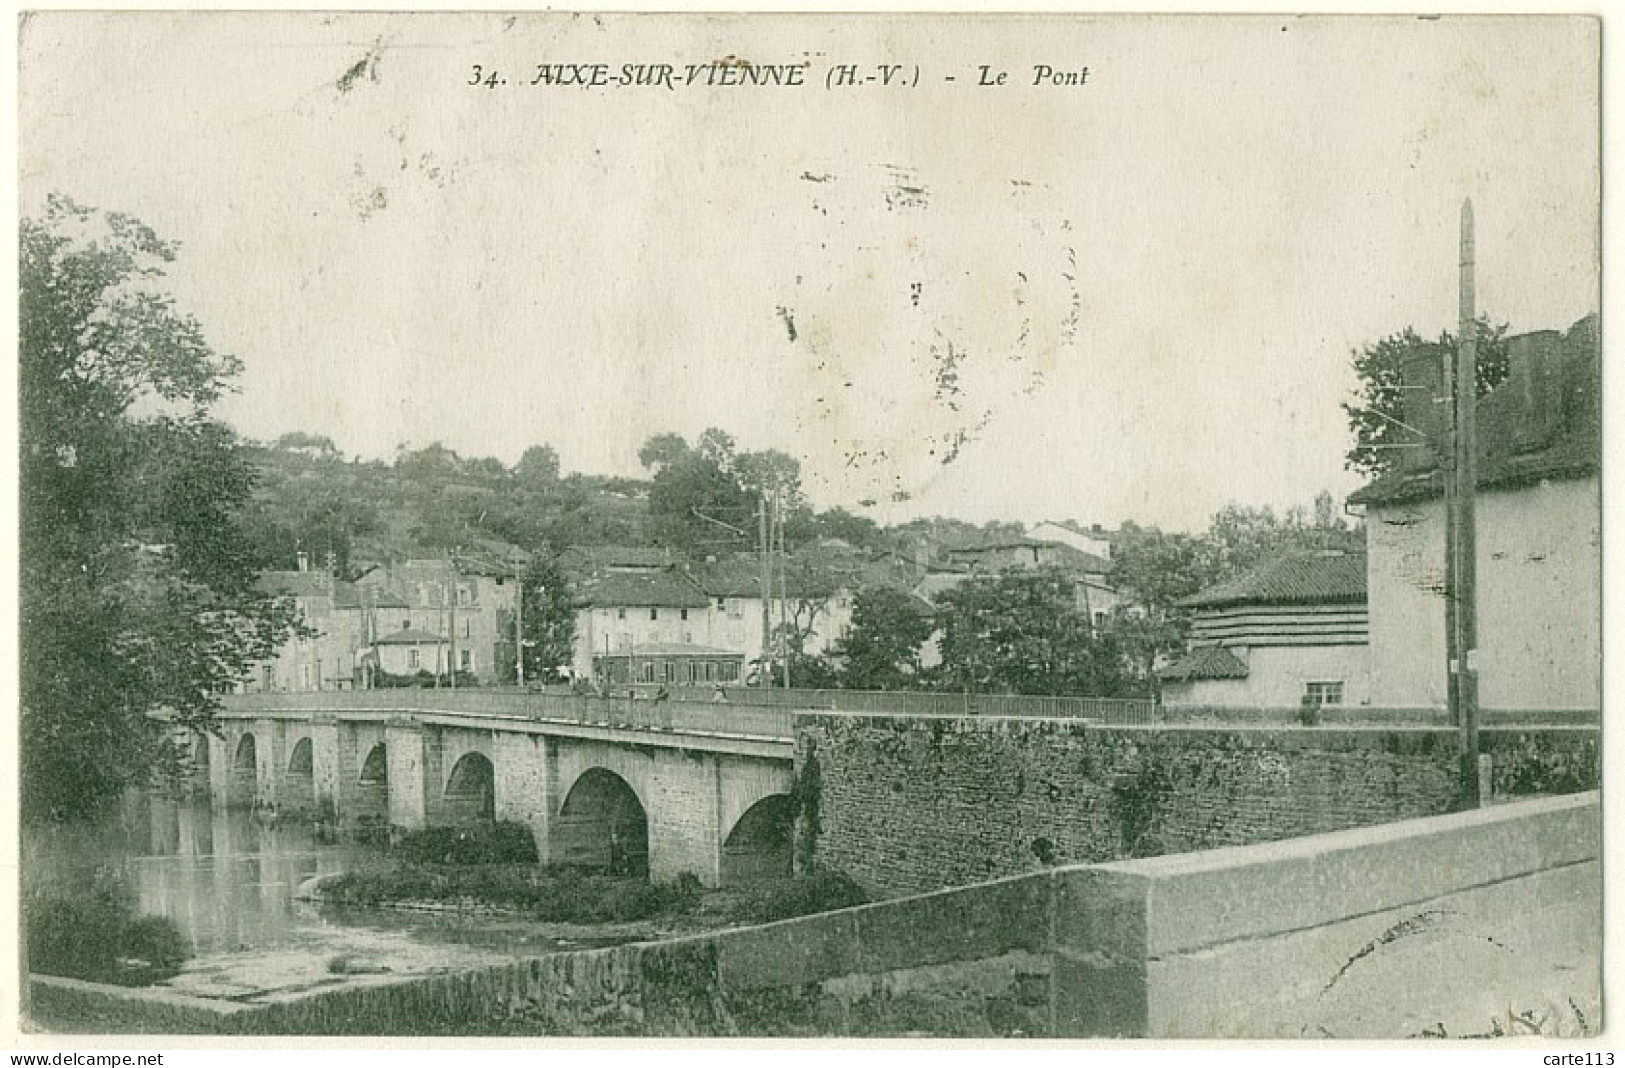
left=1347, top=314, right=1600, bottom=715
left=353, top=555, right=520, bottom=684
left=567, top=565, right=715, bottom=680
left=931, top=533, right=1123, bottom=628
left=1157, top=550, right=1371, bottom=710
left=246, top=553, right=408, bottom=692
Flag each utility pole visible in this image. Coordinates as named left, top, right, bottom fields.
left=777, top=487, right=790, bottom=690
left=1448, top=198, right=1483, bottom=808
left=514, top=558, right=525, bottom=688
left=447, top=563, right=459, bottom=692
left=758, top=492, right=773, bottom=689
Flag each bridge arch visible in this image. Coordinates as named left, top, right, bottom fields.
left=283, top=736, right=316, bottom=815
left=189, top=731, right=211, bottom=796
left=443, top=751, right=495, bottom=823
left=722, top=793, right=794, bottom=886
left=554, top=768, right=649, bottom=877
left=230, top=733, right=257, bottom=808
left=359, top=743, right=388, bottom=785
left=352, top=740, right=389, bottom=824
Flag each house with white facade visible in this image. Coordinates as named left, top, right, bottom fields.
left=353, top=555, right=520, bottom=684
left=1157, top=550, right=1371, bottom=709
left=1346, top=314, right=1599, bottom=716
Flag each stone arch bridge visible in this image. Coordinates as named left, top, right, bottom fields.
left=194, top=691, right=795, bottom=888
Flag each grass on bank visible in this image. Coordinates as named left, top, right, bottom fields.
left=315, top=821, right=867, bottom=926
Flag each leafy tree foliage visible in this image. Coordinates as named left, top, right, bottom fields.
left=20, top=197, right=301, bottom=821
left=934, top=568, right=1126, bottom=696
left=518, top=556, right=582, bottom=683
left=637, top=429, right=808, bottom=553
left=834, top=587, right=934, bottom=690
left=1343, top=318, right=1509, bottom=479
left=1106, top=496, right=1361, bottom=695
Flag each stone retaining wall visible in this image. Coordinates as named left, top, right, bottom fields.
left=795, top=714, right=1598, bottom=896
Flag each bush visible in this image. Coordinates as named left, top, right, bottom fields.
left=393, top=821, right=539, bottom=865
left=26, top=873, right=189, bottom=986
left=742, top=865, right=868, bottom=923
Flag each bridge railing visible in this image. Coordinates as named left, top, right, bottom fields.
left=628, top=684, right=1158, bottom=724
left=220, top=686, right=1158, bottom=727
left=219, top=689, right=796, bottom=740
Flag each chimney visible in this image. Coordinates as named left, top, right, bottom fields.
left=296, top=551, right=310, bottom=572
left=1398, top=347, right=1449, bottom=471
left=1503, top=330, right=1564, bottom=454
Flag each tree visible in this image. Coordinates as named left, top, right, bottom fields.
left=1343, top=318, right=1509, bottom=479
left=517, top=556, right=581, bottom=683
left=1104, top=527, right=1217, bottom=693
left=514, top=444, right=561, bottom=488
left=21, top=196, right=301, bottom=821
left=638, top=429, right=756, bottom=551
left=934, top=568, right=1125, bottom=696
left=834, top=587, right=934, bottom=690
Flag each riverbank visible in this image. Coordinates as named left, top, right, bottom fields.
left=299, top=859, right=869, bottom=930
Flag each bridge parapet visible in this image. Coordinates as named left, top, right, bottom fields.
left=222, top=690, right=796, bottom=742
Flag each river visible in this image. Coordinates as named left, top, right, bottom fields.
left=23, top=793, right=628, bottom=1005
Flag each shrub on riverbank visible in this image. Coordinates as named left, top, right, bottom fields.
left=737, top=866, right=868, bottom=923
left=26, top=875, right=189, bottom=986
left=393, top=822, right=540, bottom=865
left=316, top=864, right=701, bottom=923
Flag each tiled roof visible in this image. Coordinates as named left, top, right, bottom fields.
left=257, top=571, right=364, bottom=608
left=558, top=545, right=675, bottom=574
left=1156, top=645, right=1250, bottom=682
left=579, top=569, right=710, bottom=609
left=947, top=539, right=1112, bottom=575
left=375, top=627, right=446, bottom=645
left=1179, top=551, right=1367, bottom=610
left=689, top=554, right=845, bottom=600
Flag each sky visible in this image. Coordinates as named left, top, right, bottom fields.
left=17, top=13, right=1600, bottom=533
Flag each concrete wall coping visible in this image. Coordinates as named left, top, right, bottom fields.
left=30, top=974, right=252, bottom=1016
left=1069, top=791, right=1599, bottom=957
left=794, top=710, right=1598, bottom=736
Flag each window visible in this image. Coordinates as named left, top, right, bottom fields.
left=716, top=597, right=726, bottom=611
left=409, top=649, right=420, bottom=669
left=457, top=585, right=472, bottom=606
left=642, top=663, right=657, bottom=683
left=461, top=618, right=471, bottom=638
left=401, top=620, right=411, bottom=631
left=300, top=665, right=312, bottom=689
left=617, top=607, right=626, bottom=620
left=719, top=661, right=739, bottom=682
left=460, top=649, right=472, bottom=670
left=727, top=598, right=743, bottom=620
left=665, top=662, right=677, bottom=683
left=680, top=608, right=689, bottom=621
left=1094, top=611, right=1106, bottom=630
left=1305, top=681, right=1344, bottom=706
left=650, top=608, right=659, bottom=621
left=704, top=662, right=716, bottom=682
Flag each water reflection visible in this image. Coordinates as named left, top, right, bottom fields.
left=26, top=793, right=380, bottom=957
left=24, top=792, right=636, bottom=990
